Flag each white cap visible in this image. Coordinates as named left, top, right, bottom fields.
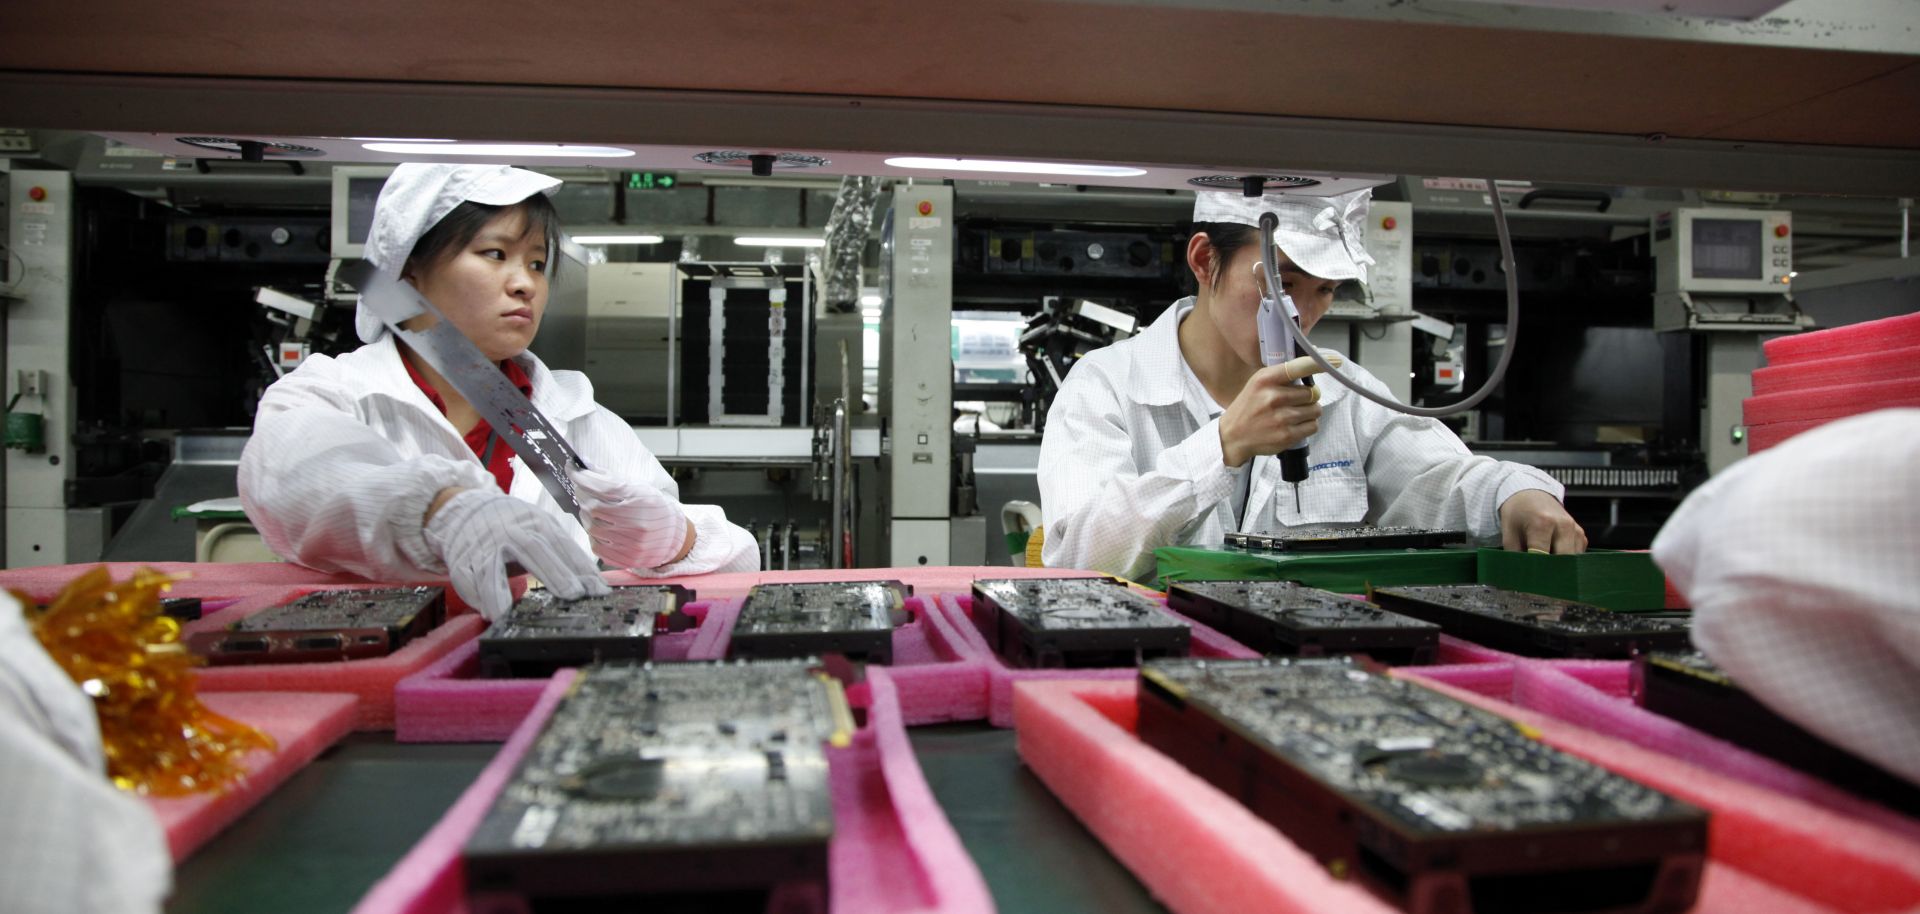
left=1192, top=188, right=1375, bottom=284
left=355, top=163, right=564, bottom=343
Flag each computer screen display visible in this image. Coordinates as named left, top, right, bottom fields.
left=1690, top=218, right=1762, bottom=280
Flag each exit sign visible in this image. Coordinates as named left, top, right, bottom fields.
left=626, top=172, right=678, bottom=190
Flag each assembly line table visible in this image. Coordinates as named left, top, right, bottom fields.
left=166, top=725, right=1167, bottom=914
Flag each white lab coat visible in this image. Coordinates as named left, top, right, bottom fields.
left=1039, top=299, right=1562, bottom=580
left=240, top=334, right=759, bottom=581
left=1652, top=408, right=1920, bottom=785
left=0, top=592, right=171, bottom=914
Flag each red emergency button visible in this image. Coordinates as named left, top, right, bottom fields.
left=1774, top=224, right=1790, bottom=238
left=917, top=201, right=933, bottom=216
left=1381, top=216, right=1397, bottom=231
left=28, top=186, right=47, bottom=202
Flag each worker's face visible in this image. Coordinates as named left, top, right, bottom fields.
left=402, top=209, right=549, bottom=362
left=1200, top=237, right=1340, bottom=368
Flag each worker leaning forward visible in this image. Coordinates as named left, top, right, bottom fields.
left=1038, top=189, right=1585, bottom=580
left=239, top=164, right=758, bottom=618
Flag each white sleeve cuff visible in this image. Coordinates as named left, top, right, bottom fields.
left=391, top=457, right=497, bottom=575
left=645, top=504, right=759, bottom=575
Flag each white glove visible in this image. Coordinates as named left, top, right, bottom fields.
left=570, top=467, right=691, bottom=570
left=422, top=489, right=610, bottom=621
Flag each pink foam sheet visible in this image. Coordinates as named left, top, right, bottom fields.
left=0, top=561, right=370, bottom=604
left=354, top=670, right=995, bottom=914
left=1404, top=660, right=1920, bottom=842
left=146, top=691, right=359, bottom=861
left=1395, top=669, right=1920, bottom=912
left=393, top=599, right=721, bottom=743
left=1752, top=345, right=1920, bottom=397
left=609, top=565, right=1104, bottom=601
left=1013, top=679, right=1857, bottom=914
left=1763, top=310, right=1920, bottom=366
left=191, top=585, right=487, bottom=731
left=682, top=594, right=991, bottom=727
left=935, top=591, right=1261, bottom=728
left=1742, top=377, right=1920, bottom=427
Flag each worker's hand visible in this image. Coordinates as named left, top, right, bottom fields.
left=1499, top=489, right=1588, bottom=555
left=1218, top=354, right=1334, bottom=468
left=569, top=467, right=694, bottom=570
left=422, top=489, right=609, bottom=620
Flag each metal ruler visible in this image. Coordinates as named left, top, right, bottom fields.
left=338, top=260, right=590, bottom=519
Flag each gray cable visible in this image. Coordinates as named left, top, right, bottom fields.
left=1259, top=178, right=1520, bottom=418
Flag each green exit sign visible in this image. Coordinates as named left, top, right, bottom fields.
left=626, top=172, right=678, bottom=190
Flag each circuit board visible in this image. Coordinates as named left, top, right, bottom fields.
left=1368, top=585, right=1691, bottom=658
left=464, top=661, right=848, bottom=909
left=1224, top=524, right=1467, bottom=552
left=970, top=578, right=1190, bottom=668
left=1634, top=651, right=1920, bottom=817
left=186, top=586, right=445, bottom=665
left=729, top=580, right=905, bottom=665
left=1166, top=580, right=1440, bottom=664
left=478, top=585, right=692, bottom=678
left=1138, top=657, right=1707, bottom=914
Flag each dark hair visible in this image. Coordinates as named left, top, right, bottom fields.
left=405, top=194, right=563, bottom=280
left=1185, top=221, right=1258, bottom=294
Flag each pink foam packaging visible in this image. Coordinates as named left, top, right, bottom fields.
left=1403, top=660, right=1920, bottom=842
left=393, top=598, right=721, bottom=743
left=1763, top=310, right=1920, bottom=366
left=1742, top=376, right=1920, bottom=427
left=146, top=691, right=359, bottom=861
left=684, top=593, right=991, bottom=726
left=1752, top=345, right=1920, bottom=397
left=190, top=585, right=486, bottom=731
left=1013, top=678, right=1915, bottom=914
left=354, top=667, right=994, bottom=914
left=934, top=590, right=1261, bottom=727
left=1394, top=670, right=1920, bottom=912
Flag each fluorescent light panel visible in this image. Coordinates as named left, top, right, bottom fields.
left=360, top=142, right=634, bottom=157
left=860, top=294, right=883, bottom=306
left=572, top=234, right=665, bottom=245
left=735, top=236, right=826, bottom=248
left=885, top=156, right=1146, bottom=177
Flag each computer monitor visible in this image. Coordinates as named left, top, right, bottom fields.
left=329, top=165, right=395, bottom=260
left=1655, top=207, right=1792, bottom=296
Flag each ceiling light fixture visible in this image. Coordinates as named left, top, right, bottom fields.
left=572, top=234, right=665, bottom=245
left=885, top=156, right=1146, bottom=178
left=360, top=142, right=635, bottom=157
left=860, top=293, right=884, bottom=306
left=735, top=236, right=827, bottom=248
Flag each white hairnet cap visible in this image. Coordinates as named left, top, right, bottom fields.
left=355, top=163, right=564, bottom=343
left=1192, top=188, right=1375, bottom=284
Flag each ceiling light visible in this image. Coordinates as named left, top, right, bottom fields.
left=572, top=234, right=665, bottom=245
left=735, top=236, right=826, bottom=248
left=360, top=142, right=635, bottom=157
left=860, top=294, right=883, bottom=306
left=885, top=156, right=1147, bottom=178
left=862, top=308, right=883, bottom=320
left=343, top=137, right=454, bottom=143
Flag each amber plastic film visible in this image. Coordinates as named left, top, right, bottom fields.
left=20, top=566, right=276, bottom=796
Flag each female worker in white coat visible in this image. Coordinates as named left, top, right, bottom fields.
left=239, top=164, right=758, bottom=618
left=1038, top=189, right=1585, bottom=580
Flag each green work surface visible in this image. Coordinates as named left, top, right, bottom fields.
left=168, top=736, right=495, bottom=914
left=1476, top=548, right=1669, bottom=611
left=1154, top=545, right=1478, bottom=593
left=911, top=725, right=1167, bottom=914
left=166, top=727, right=1164, bottom=914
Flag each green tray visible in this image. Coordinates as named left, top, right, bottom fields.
left=1474, top=548, right=1668, bottom=611
left=1153, top=546, right=1478, bottom=594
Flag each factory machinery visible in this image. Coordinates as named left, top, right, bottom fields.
left=3, top=134, right=1914, bottom=566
